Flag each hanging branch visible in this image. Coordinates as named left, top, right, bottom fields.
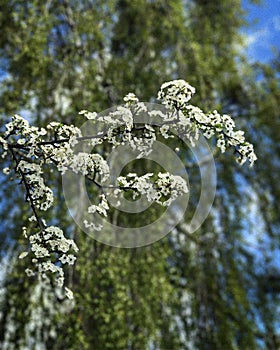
left=0, top=79, right=257, bottom=299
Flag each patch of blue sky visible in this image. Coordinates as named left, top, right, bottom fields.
left=239, top=1, right=280, bottom=277
left=241, top=0, right=280, bottom=62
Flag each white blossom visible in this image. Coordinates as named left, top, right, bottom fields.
left=65, top=287, right=74, bottom=300
left=123, top=92, right=139, bottom=104
left=2, top=167, right=10, bottom=175
left=0, top=79, right=257, bottom=300
left=158, top=79, right=195, bottom=108
left=84, top=220, right=103, bottom=231
left=19, top=251, right=28, bottom=259
left=88, top=194, right=109, bottom=217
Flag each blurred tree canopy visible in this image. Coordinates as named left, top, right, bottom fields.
left=0, top=0, right=279, bottom=349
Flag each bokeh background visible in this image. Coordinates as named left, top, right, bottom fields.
left=0, top=0, right=279, bottom=349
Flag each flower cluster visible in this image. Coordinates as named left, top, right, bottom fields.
left=0, top=116, right=82, bottom=298
left=157, top=80, right=257, bottom=165
left=158, top=79, right=196, bottom=108
left=117, top=172, right=188, bottom=206
left=17, top=161, right=54, bottom=211
left=123, top=93, right=139, bottom=104
left=129, top=126, right=157, bottom=158
left=69, top=152, right=109, bottom=179
left=88, top=194, right=109, bottom=216
left=0, top=79, right=256, bottom=299
left=21, top=225, right=78, bottom=292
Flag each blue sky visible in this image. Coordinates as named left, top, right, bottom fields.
left=241, top=1, right=280, bottom=271
left=242, top=0, right=280, bottom=62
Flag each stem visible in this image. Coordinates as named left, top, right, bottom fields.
left=9, top=146, right=45, bottom=231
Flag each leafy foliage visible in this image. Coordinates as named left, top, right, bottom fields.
left=0, top=0, right=279, bottom=349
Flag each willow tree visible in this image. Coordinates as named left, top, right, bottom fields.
left=0, top=0, right=279, bottom=349
left=0, top=1, right=191, bottom=349
left=166, top=1, right=280, bottom=349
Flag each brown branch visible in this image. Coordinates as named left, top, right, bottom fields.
left=8, top=146, right=45, bottom=232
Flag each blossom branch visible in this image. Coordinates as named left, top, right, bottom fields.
left=0, top=79, right=256, bottom=300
